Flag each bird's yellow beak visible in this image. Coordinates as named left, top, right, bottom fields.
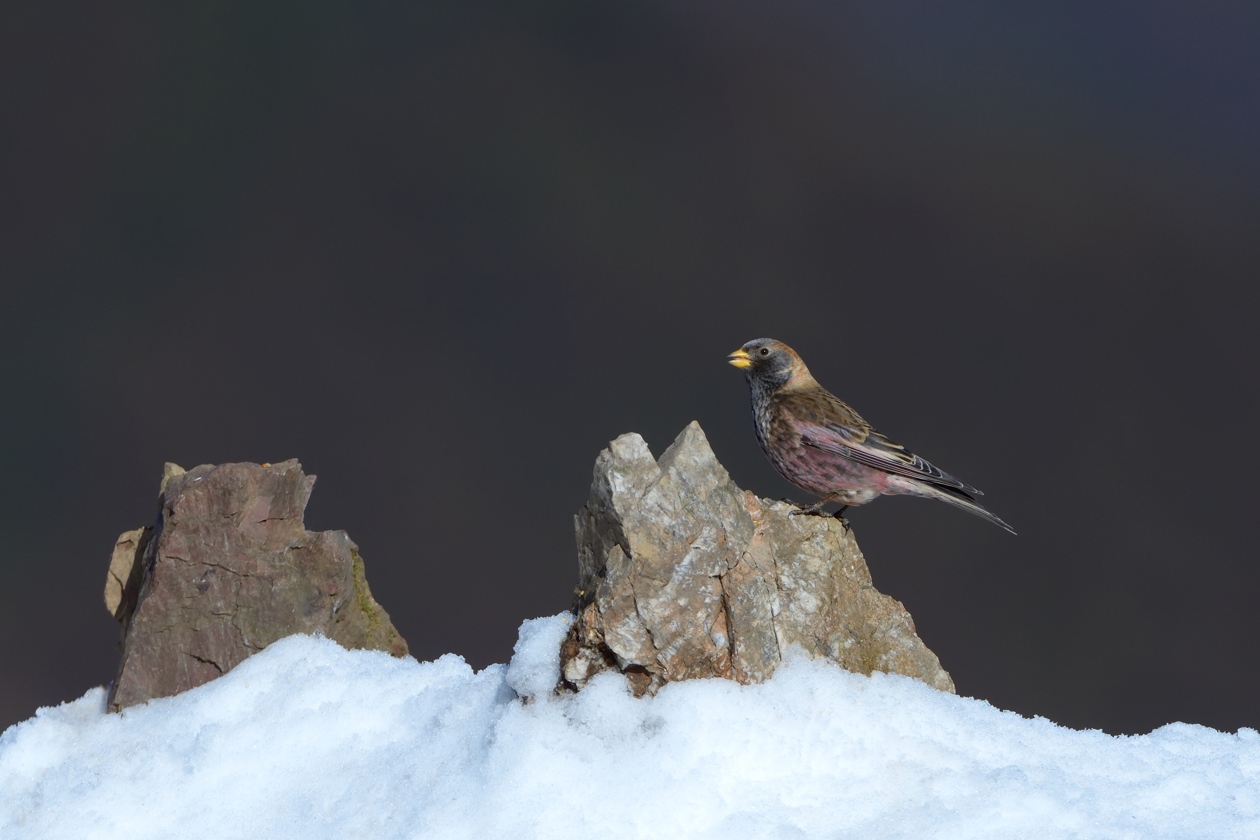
left=727, top=348, right=752, bottom=369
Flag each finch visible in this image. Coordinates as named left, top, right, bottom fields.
left=728, top=338, right=1015, bottom=534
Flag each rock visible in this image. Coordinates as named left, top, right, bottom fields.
left=106, top=459, right=408, bottom=712
left=104, top=527, right=151, bottom=628
left=560, top=422, right=954, bottom=696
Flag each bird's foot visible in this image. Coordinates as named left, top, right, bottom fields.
left=788, top=499, right=851, bottom=530
left=788, top=498, right=837, bottom=517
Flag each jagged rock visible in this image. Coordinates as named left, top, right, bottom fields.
left=560, top=422, right=955, bottom=696
left=106, top=459, right=407, bottom=712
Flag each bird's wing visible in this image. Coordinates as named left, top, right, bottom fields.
left=783, top=389, right=983, bottom=497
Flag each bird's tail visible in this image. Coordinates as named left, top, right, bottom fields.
left=917, top=484, right=1017, bottom=535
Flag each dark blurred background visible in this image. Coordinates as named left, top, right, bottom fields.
left=3, top=0, right=1259, bottom=736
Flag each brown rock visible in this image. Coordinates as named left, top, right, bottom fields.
left=106, top=459, right=407, bottom=711
left=560, top=422, right=954, bottom=696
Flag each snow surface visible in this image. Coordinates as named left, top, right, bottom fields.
left=2, top=615, right=1259, bottom=839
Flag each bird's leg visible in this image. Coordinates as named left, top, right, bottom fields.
left=789, top=494, right=846, bottom=517
left=832, top=505, right=851, bottom=532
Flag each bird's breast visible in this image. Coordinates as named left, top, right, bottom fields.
left=751, top=399, right=801, bottom=462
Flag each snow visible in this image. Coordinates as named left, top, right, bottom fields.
left=2, top=616, right=1259, bottom=839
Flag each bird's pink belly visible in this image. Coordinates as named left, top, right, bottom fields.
left=767, top=445, right=889, bottom=504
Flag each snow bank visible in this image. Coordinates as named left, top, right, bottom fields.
left=2, top=615, right=1258, bottom=839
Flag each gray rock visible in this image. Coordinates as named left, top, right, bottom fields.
left=560, top=422, right=954, bottom=696
left=106, top=459, right=407, bottom=711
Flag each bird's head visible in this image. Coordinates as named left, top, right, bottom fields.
left=727, top=338, right=812, bottom=391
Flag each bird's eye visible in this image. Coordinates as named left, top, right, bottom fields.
left=759, top=347, right=770, bottom=356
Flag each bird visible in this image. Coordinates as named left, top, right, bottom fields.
left=728, top=338, right=1015, bottom=534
